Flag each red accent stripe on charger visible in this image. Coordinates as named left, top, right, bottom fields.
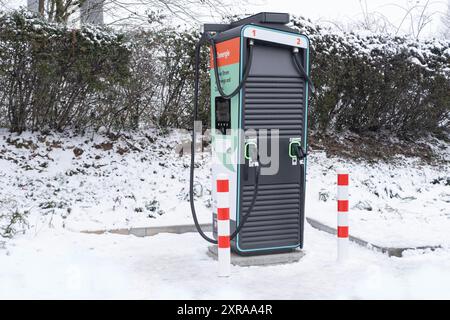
left=338, top=200, right=349, bottom=212
left=218, top=236, right=230, bottom=248
left=217, top=207, right=230, bottom=220
left=217, top=179, right=229, bottom=193
left=338, top=226, right=349, bottom=238
left=338, top=174, right=349, bottom=186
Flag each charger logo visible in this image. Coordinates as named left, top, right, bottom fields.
left=217, top=50, right=230, bottom=60
left=209, top=37, right=240, bottom=69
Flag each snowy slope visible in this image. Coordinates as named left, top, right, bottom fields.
left=0, top=128, right=212, bottom=236
left=306, top=149, right=450, bottom=248
left=1, top=128, right=450, bottom=299
left=0, top=129, right=449, bottom=249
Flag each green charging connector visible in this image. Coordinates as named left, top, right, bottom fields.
left=289, top=140, right=301, bottom=159
left=244, top=141, right=257, bottom=160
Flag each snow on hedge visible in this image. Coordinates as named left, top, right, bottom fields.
left=0, top=9, right=129, bottom=47
left=292, top=15, right=450, bottom=76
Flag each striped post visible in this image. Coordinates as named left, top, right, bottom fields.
left=216, top=173, right=230, bottom=277
left=337, top=169, right=349, bottom=261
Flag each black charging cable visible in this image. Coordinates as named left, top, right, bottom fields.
left=208, top=35, right=255, bottom=99
left=190, top=32, right=215, bottom=244
left=292, top=49, right=316, bottom=95
left=190, top=32, right=260, bottom=244
left=231, top=152, right=260, bottom=239
left=293, top=143, right=307, bottom=160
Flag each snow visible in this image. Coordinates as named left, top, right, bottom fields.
left=2, top=129, right=448, bottom=248
left=2, top=223, right=450, bottom=299
left=0, top=128, right=449, bottom=299
left=291, top=16, right=450, bottom=77
left=306, top=150, right=450, bottom=248
left=0, top=128, right=212, bottom=235
left=0, top=9, right=129, bottom=47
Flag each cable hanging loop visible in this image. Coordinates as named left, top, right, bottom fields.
left=190, top=32, right=217, bottom=244
left=210, top=36, right=255, bottom=99
left=292, top=47, right=316, bottom=94
left=190, top=33, right=259, bottom=244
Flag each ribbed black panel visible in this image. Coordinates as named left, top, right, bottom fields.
left=234, top=42, right=307, bottom=254
left=239, top=183, right=301, bottom=248
left=244, top=76, right=304, bottom=137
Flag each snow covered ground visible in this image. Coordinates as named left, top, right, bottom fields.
left=0, top=128, right=448, bottom=246
left=2, top=223, right=450, bottom=299
left=0, top=128, right=449, bottom=299
left=306, top=147, right=450, bottom=248
left=0, top=128, right=212, bottom=235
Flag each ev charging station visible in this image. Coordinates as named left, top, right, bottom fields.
left=190, top=12, right=313, bottom=257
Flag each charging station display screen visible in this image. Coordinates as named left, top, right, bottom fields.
left=215, top=97, right=231, bottom=134
left=216, top=99, right=230, bottom=122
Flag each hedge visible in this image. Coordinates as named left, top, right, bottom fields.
left=0, top=9, right=131, bottom=133
left=0, top=10, right=448, bottom=139
left=292, top=16, right=450, bottom=137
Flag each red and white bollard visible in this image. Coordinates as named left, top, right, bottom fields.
left=216, top=173, right=230, bottom=277
left=337, top=169, right=349, bottom=261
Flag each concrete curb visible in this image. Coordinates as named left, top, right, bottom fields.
left=82, top=223, right=212, bottom=237
left=82, top=220, right=442, bottom=258
left=306, top=217, right=442, bottom=257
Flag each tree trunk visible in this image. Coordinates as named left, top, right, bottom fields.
left=38, top=0, right=45, bottom=16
